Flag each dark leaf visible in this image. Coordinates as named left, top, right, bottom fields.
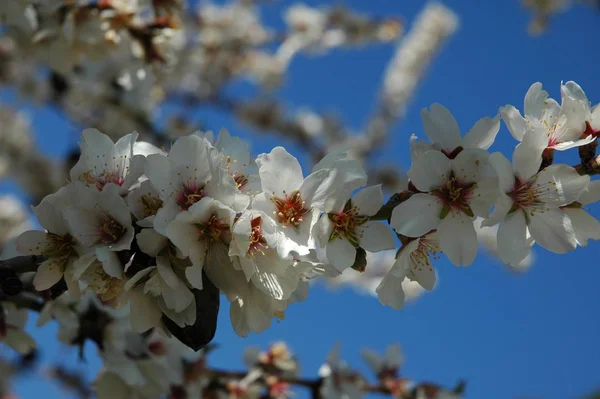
left=163, top=272, right=220, bottom=352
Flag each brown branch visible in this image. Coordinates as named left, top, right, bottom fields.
left=0, top=255, right=44, bottom=274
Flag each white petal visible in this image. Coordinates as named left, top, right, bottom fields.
left=33, top=259, right=64, bottom=291
left=326, top=237, right=357, bottom=272
left=95, top=247, right=122, bottom=278
left=499, top=105, right=527, bottom=141
left=129, top=292, right=163, bottom=332
left=16, top=230, right=48, bottom=255
left=166, top=219, right=199, bottom=257
left=451, top=148, right=490, bottom=183
left=528, top=209, right=577, bottom=254
left=256, top=146, right=304, bottom=195
left=408, top=150, right=450, bottom=192
left=358, top=221, right=396, bottom=252
left=390, top=194, right=442, bottom=237
left=437, top=212, right=477, bottom=266
left=421, top=103, right=462, bottom=151
left=376, top=272, right=405, bottom=310
left=524, top=82, right=549, bottom=119
left=4, top=329, right=36, bottom=354
left=185, top=263, right=204, bottom=290
left=136, top=229, right=168, bottom=257
left=512, top=127, right=548, bottom=180
left=578, top=181, right=600, bottom=205
left=462, top=114, right=500, bottom=150
left=361, top=349, right=383, bottom=373
left=565, top=208, right=600, bottom=247
left=352, top=185, right=384, bottom=217
left=489, top=152, right=514, bottom=193
left=536, top=164, right=590, bottom=207
left=497, top=211, right=532, bottom=267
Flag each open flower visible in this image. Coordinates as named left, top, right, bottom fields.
left=252, top=146, right=336, bottom=248
left=70, top=129, right=146, bottom=194
left=229, top=210, right=301, bottom=301
left=560, top=81, right=600, bottom=138
left=144, top=135, right=247, bottom=234
left=500, top=81, right=593, bottom=151
left=314, top=185, right=395, bottom=272
left=124, top=256, right=196, bottom=333
left=483, top=129, right=590, bottom=266
left=166, top=197, right=241, bottom=293
left=391, top=148, right=497, bottom=266
left=127, top=179, right=163, bottom=228
left=319, top=346, right=365, bottom=399
left=376, top=231, right=439, bottom=310
left=63, top=182, right=134, bottom=276
left=16, top=186, right=80, bottom=292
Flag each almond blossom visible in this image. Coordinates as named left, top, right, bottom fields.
left=482, top=129, right=590, bottom=266
left=560, top=80, right=600, bottom=138
left=252, top=147, right=336, bottom=248
left=70, top=129, right=146, bottom=195
left=63, top=182, right=135, bottom=279
left=391, top=148, right=497, bottom=266
left=500, top=81, right=594, bottom=151
left=166, top=197, right=241, bottom=293
left=144, top=135, right=248, bottom=234
left=228, top=210, right=302, bottom=301
left=16, top=186, right=80, bottom=292
left=376, top=232, right=439, bottom=310
left=314, top=185, right=395, bottom=272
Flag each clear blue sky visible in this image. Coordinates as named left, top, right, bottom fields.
left=4, top=1, right=600, bottom=398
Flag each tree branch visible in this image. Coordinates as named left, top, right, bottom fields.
left=0, top=255, right=44, bottom=274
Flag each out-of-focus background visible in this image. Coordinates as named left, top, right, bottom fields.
left=2, top=1, right=600, bottom=398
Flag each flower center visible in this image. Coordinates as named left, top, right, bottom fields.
left=45, top=233, right=75, bottom=259
left=407, top=236, right=440, bottom=275
left=97, top=214, right=126, bottom=245
left=247, top=216, right=268, bottom=256
left=176, top=182, right=205, bottom=211
left=196, top=214, right=230, bottom=242
left=83, top=170, right=126, bottom=191
left=139, top=193, right=163, bottom=218
left=271, top=191, right=309, bottom=227
left=431, top=174, right=475, bottom=216
left=233, top=174, right=249, bottom=190
left=328, top=204, right=368, bottom=247
left=84, top=265, right=122, bottom=302
left=509, top=177, right=545, bottom=210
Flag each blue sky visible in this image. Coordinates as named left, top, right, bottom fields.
left=3, top=1, right=600, bottom=398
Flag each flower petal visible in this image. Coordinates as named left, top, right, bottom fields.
left=33, top=259, right=64, bottom=291
left=497, top=211, right=532, bottom=267
left=463, top=114, right=500, bottom=150
left=358, top=221, right=396, bottom=252
left=512, top=127, right=547, bottom=180
left=256, top=146, right=304, bottom=195
left=528, top=208, right=577, bottom=254
left=390, top=194, right=442, bottom=237
left=408, top=150, right=450, bottom=192
left=421, top=103, right=462, bottom=151
left=376, top=272, right=405, bottom=310
left=326, top=237, right=357, bottom=272
left=437, top=212, right=477, bottom=266
left=16, top=230, right=48, bottom=255
left=499, top=105, right=527, bottom=141
left=352, top=185, right=384, bottom=217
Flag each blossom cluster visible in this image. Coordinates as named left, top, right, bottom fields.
left=10, top=80, right=600, bottom=343
left=1, top=291, right=462, bottom=399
